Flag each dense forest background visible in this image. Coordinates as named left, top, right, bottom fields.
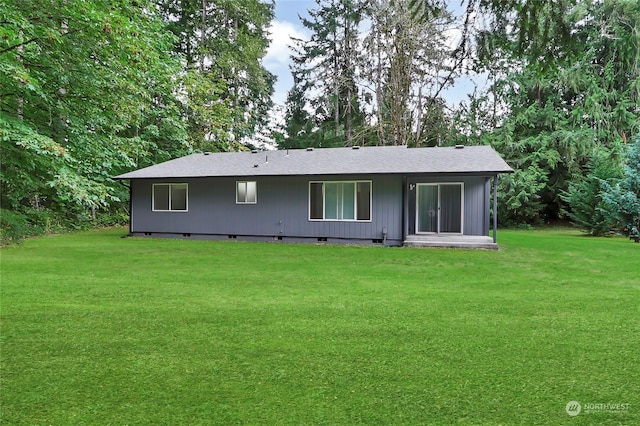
left=1, top=0, right=638, bottom=242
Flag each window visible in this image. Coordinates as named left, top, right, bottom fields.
left=236, top=181, right=257, bottom=204
left=153, top=183, right=188, bottom=211
left=309, top=181, right=371, bottom=221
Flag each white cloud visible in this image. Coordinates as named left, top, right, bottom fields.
left=263, top=20, right=308, bottom=69
left=263, top=20, right=310, bottom=106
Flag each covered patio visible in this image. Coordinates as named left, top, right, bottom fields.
left=402, top=174, right=503, bottom=250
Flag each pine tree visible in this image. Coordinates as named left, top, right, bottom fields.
left=601, top=137, right=640, bottom=234
left=457, top=0, right=640, bottom=224
left=362, top=0, right=453, bottom=146
left=158, top=0, right=275, bottom=151
left=288, top=0, right=366, bottom=147
left=561, top=149, right=624, bottom=235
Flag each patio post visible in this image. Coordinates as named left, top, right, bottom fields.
left=493, top=175, right=498, bottom=243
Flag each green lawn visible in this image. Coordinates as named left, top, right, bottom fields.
left=1, top=228, right=638, bottom=425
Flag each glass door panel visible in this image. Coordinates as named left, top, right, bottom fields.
left=417, top=184, right=438, bottom=233
left=439, top=184, right=462, bottom=233
left=416, top=183, right=463, bottom=234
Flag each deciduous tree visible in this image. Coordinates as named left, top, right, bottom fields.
left=1, top=0, right=187, bottom=225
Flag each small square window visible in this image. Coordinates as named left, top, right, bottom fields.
left=236, top=181, right=257, bottom=204
left=153, top=183, right=188, bottom=212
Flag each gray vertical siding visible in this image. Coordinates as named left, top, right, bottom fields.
left=130, top=174, right=492, bottom=243
left=406, top=176, right=491, bottom=236
left=130, top=175, right=404, bottom=243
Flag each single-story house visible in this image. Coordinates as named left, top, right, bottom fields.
left=115, top=145, right=513, bottom=248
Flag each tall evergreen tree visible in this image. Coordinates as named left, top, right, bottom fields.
left=456, top=0, right=639, bottom=224
left=288, top=0, right=366, bottom=147
left=158, top=0, right=275, bottom=151
left=363, top=0, right=453, bottom=146
left=561, top=149, right=624, bottom=235
left=279, top=77, right=316, bottom=149
left=286, top=0, right=454, bottom=148
left=601, top=136, right=640, bottom=234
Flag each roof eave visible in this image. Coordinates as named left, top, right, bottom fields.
left=114, top=169, right=514, bottom=180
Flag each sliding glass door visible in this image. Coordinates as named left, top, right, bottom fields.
left=416, top=183, right=463, bottom=234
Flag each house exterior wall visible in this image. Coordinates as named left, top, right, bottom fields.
left=406, top=175, right=491, bottom=236
left=130, top=175, right=404, bottom=245
left=129, top=174, right=492, bottom=244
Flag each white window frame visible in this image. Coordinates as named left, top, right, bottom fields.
left=236, top=181, right=257, bottom=204
left=152, top=183, right=188, bottom=212
left=308, top=180, right=372, bottom=222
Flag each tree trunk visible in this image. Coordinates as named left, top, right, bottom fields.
left=375, top=25, right=384, bottom=145
left=344, top=22, right=352, bottom=144
left=200, top=0, right=206, bottom=73
left=333, top=25, right=340, bottom=137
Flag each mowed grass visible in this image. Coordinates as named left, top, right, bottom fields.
left=1, top=229, right=638, bottom=425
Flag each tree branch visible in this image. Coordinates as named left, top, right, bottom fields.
left=1, top=27, right=83, bottom=55
left=0, top=37, right=40, bottom=54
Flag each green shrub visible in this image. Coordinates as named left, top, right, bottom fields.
left=0, top=209, right=30, bottom=244
left=0, top=206, right=128, bottom=245
left=497, top=166, right=547, bottom=226
left=561, top=149, right=623, bottom=236
left=93, top=211, right=130, bottom=228
left=601, top=138, right=640, bottom=235
left=0, top=208, right=68, bottom=244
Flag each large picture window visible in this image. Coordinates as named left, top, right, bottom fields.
left=236, top=181, right=257, bottom=204
left=309, top=181, right=371, bottom=221
left=153, top=183, right=188, bottom=211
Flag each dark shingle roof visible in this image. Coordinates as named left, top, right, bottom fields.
left=115, top=145, right=513, bottom=179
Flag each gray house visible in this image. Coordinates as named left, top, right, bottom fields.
left=115, top=145, right=513, bottom=248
